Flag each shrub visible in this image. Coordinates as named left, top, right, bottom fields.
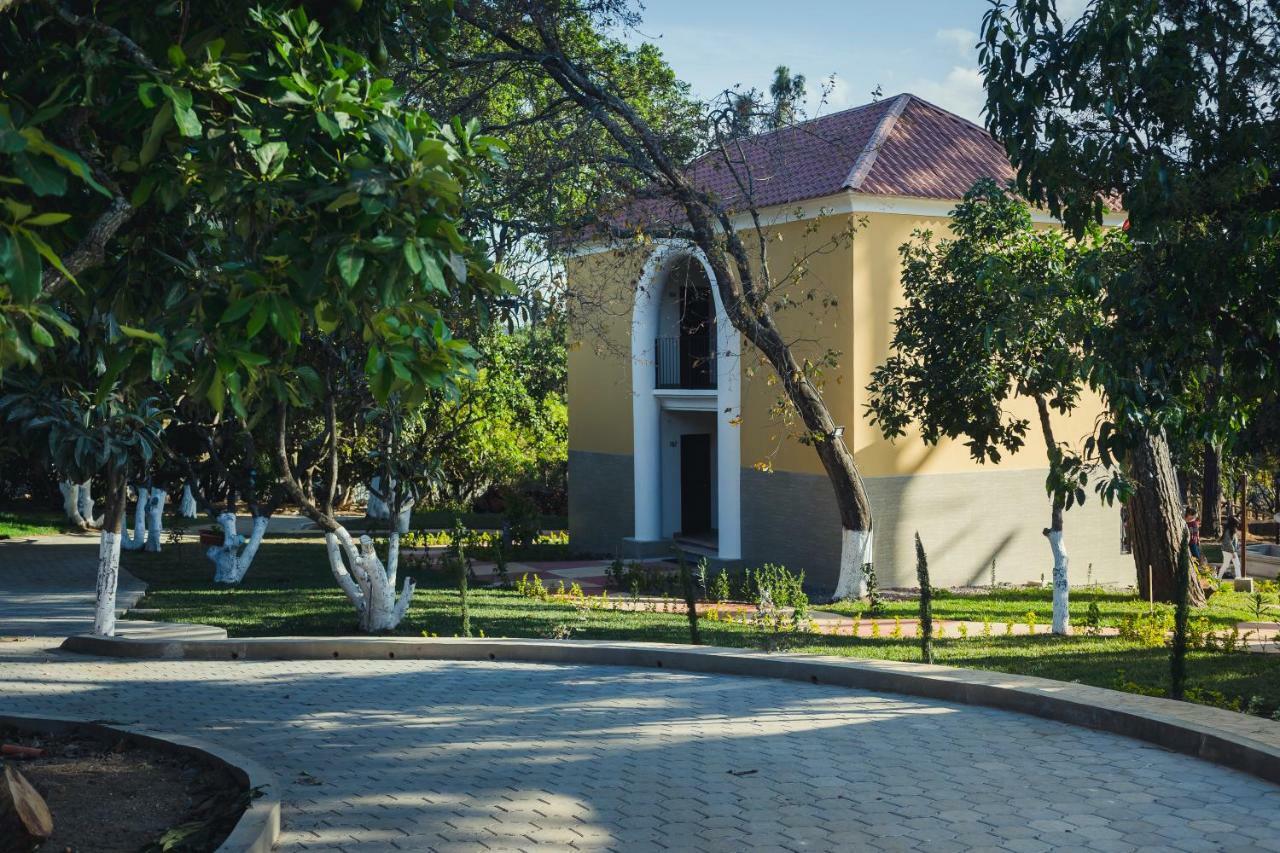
left=504, top=490, right=542, bottom=547
left=750, top=563, right=808, bottom=614
left=712, top=569, right=731, bottom=603
left=1119, top=611, right=1173, bottom=646
left=1083, top=601, right=1102, bottom=634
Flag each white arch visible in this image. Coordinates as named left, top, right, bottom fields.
left=631, top=242, right=741, bottom=559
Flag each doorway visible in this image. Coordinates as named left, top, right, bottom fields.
left=680, top=433, right=713, bottom=535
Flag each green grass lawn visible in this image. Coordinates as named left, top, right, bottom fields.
left=0, top=508, right=68, bottom=538
left=121, top=538, right=1280, bottom=719
left=825, top=583, right=1273, bottom=629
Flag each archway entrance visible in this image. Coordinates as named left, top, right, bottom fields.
left=630, top=246, right=740, bottom=560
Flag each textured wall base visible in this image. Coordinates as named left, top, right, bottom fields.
left=568, top=450, right=634, bottom=557
left=743, top=466, right=1131, bottom=593
left=571, top=450, right=1133, bottom=594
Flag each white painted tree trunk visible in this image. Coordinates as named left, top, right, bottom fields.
left=77, top=481, right=101, bottom=527
left=60, top=481, right=89, bottom=529
left=120, top=486, right=149, bottom=551
left=832, top=528, right=873, bottom=600
left=1048, top=529, right=1070, bottom=635
left=323, top=525, right=415, bottom=631
left=207, top=512, right=269, bottom=584
left=94, top=530, right=122, bottom=637
left=366, top=476, right=393, bottom=520
left=179, top=484, right=198, bottom=518
left=143, top=487, right=167, bottom=552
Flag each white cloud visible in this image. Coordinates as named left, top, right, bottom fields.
left=813, top=74, right=854, bottom=113
left=936, top=27, right=978, bottom=58
left=1055, top=0, right=1089, bottom=22
left=911, top=66, right=986, bottom=124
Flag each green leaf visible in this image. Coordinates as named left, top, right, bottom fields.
left=0, top=229, right=42, bottom=302
left=270, top=301, right=301, bottom=344
left=162, top=86, right=201, bottom=137
left=140, top=101, right=174, bottom=166
left=336, top=244, right=364, bottom=287
left=246, top=299, right=269, bottom=339
left=207, top=368, right=225, bottom=412
left=22, top=228, right=74, bottom=284
left=315, top=301, right=340, bottom=334
left=220, top=298, right=255, bottom=324
left=23, top=212, right=71, bottom=226
left=119, top=324, right=164, bottom=344
left=251, top=142, right=289, bottom=178
left=324, top=191, right=359, bottom=211
left=403, top=240, right=422, bottom=274
left=11, top=152, right=67, bottom=197
left=420, top=253, right=446, bottom=293
left=29, top=321, right=54, bottom=347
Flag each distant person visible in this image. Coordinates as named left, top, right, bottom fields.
left=1220, top=515, right=1241, bottom=579
left=1184, top=507, right=1202, bottom=561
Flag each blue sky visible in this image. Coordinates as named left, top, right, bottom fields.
left=619, top=0, right=1087, bottom=124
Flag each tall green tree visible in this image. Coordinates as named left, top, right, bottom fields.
left=980, top=0, right=1280, bottom=601
left=868, top=180, right=1101, bottom=632
left=1, top=1, right=508, bottom=633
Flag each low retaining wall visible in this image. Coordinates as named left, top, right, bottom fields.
left=0, top=711, right=279, bottom=853
left=62, top=633, right=1280, bottom=788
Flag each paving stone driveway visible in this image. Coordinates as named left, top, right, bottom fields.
left=2, top=537, right=1279, bottom=851
left=2, top=640, right=1278, bottom=853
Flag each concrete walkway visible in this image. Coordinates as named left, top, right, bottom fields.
left=3, top=641, right=1280, bottom=853
left=0, top=533, right=145, bottom=638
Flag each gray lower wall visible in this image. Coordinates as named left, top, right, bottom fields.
left=568, top=450, right=634, bottom=557
left=572, top=449, right=1133, bottom=594
left=745, top=466, right=1132, bottom=593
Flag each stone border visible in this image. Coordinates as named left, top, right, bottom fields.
left=62, top=634, right=1280, bottom=787
left=0, top=711, right=280, bottom=853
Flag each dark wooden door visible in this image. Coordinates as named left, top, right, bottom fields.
left=680, top=433, right=713, bottom=535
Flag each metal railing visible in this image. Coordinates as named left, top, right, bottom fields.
left=655, top=334, right=716, bottom=390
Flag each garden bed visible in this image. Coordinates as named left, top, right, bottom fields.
left=0, top=724, right=246, bottom=852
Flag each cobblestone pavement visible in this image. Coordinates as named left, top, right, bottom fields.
left=0, top=534, right=144, bottom=637
left=2, top=642, right=1278, bottom=852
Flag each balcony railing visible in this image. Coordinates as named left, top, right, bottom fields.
left=655, top=335, right=716, bottom=390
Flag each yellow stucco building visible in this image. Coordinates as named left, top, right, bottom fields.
left=565, top=94, right=1130, bottom=592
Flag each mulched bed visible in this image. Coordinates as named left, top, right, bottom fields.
left=1, top=726, right=246, bottom=853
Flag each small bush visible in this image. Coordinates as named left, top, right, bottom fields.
left=1118, top=611, right=1173, bottom=646
left=712, top=569, right=731, bottom=603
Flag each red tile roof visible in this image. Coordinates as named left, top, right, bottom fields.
left=604, top=94, right=1015, bottom=232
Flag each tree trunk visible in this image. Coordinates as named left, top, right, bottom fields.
left=208, top=511, right=269, bottom=584
left=120, top=485, right=148, bottom=551
left=59, top=480, right=90, bottom=530
left=1034, top=396, right=1070, bottom=635
left=1129, top=429, right=1206, bottom=606
left=1201, top=442, right=1222, bottom=539
left=366, top=476, right=391, bottom=520
left=275, top=406, right=415, bottom=631
left=179, top=483, right=199, bottom=518
left=143, top=487, right=166, bottom=552
left=94, top=464, right=128, bottom=637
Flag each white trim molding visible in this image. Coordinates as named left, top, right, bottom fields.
left=631, top=242, right=742, bottom=559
